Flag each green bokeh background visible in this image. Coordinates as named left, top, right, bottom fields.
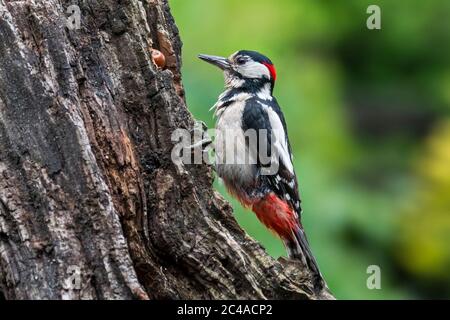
left=170, top=0, right=450, bottom=299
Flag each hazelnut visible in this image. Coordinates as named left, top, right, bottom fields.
left=151, top=49, right=166, bottom=68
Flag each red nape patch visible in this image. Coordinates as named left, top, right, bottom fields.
left=252, top=193, right=299, bottom=240
left=262, top=62, right=277, bottom=81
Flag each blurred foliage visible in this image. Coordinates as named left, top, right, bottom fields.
left=395, top=121, right=450, bottom=297
left=170, top=0, right=450, bottom=299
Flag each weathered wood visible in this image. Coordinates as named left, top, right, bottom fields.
left=0, top=0, right=333, bottom=300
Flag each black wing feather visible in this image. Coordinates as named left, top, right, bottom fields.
left=242, top=98, right=302, bottom=214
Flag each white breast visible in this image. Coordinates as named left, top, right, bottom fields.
left=215, top=98, right=257, bottom=188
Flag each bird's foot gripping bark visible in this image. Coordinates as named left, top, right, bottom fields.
left=183, top=120, right=216, bottom=171
left=187, top=120, right=213, bottom=152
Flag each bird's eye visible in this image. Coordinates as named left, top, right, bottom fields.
left=236, top=57, right=246, bottom=65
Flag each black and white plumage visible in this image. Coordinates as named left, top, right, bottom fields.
left=199, top=50, right=322, bottom=280
left=242, top=97, right=301, bottom=212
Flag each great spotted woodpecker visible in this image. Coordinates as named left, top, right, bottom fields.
left=199, top=50, right=322, bottom=278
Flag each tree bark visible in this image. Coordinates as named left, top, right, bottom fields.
left=0, top=0, right=333, bottom=300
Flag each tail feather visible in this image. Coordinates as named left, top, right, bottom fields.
left=251, top=193, right=324, bottom=286
left=285, top=227, right=325, bottom=289
left=287, top=227, right=321, bottom=276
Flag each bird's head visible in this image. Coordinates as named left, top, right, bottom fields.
left=199, top=50, right=276, bottom=94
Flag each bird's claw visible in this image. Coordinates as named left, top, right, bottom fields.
left=187, top=120, right=213, bottom=153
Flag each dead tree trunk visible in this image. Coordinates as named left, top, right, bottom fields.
left=0, top=0, right=333, bottom=300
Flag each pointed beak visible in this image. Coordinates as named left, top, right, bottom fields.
left=198, top=54, right=231, bottom=70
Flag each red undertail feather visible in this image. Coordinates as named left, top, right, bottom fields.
left=224, top=185, right=322, bottom=278
left=252, top=193, right=322, bottom=279
left=251, top=193, right=299, bottom=240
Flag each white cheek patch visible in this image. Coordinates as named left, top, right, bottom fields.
left=238, top=61, right=270, bottom=79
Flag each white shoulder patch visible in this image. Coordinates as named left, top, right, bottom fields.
left=263, top=106, right=294, bottom=174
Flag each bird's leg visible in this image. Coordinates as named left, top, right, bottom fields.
left=187, top=120, right=212, bottom=150
left=186, top=120, right=215, bottom=170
